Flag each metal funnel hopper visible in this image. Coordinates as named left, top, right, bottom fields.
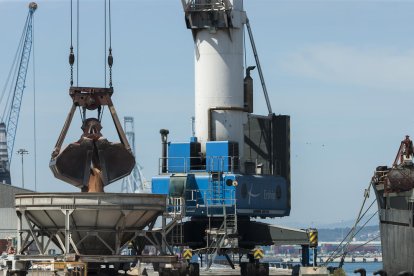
left=15, top=193, right=166, bottom=256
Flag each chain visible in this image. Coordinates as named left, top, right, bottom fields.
left=69, top=46, right=74, bottom=86
left=108, top=0, right=113, bottom=88
left=108, top=48, right=113, bottom=87
left=69, top=0, right=74, bottom=86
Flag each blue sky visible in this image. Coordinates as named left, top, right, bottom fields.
left=1, top=0, right=413, bottom=227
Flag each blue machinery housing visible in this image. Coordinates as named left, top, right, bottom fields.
left=152, top=114, right=291, bottom=219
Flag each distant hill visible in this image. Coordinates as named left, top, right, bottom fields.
left=317, top=215, right=379, bottom=229
left=258, top=213, right=380, bottom=239
left=318, top=225, right=380, bottom=242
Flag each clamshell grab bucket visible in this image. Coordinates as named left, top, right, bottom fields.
left=50, top=138, right=135, bottom=189
left=50, top=87, right=135, bottom=191
left=50, top=138, right=94, bottom=188
left=95, top=139, right=135, bottom=185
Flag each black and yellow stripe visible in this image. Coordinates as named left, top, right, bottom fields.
left=183, top=249, right=192, bottom=259
left=309, top=229, right=318, bottom=247
left=253, top=248, right=264, bottom=259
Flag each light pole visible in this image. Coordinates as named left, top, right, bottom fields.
left=17, top=149, right=29, bottom=189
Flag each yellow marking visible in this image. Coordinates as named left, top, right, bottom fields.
left=309, top=231, right=318, bottom=247
left=183, top=249, right=193, bottom=259
left=254, top=249, right=264, bottom=259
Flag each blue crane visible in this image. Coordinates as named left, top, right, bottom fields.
left=0, top=2, right=37, bottom=184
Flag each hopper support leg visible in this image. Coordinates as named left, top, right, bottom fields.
left=162, top=217, right=167, bottom=254
left=63, top=209, right=74, bottom=254
left=17, top=212, right=22, bottom=254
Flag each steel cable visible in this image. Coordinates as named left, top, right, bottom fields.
left=77, top=0, right=79, bottom=86
left=323, top=184, right=377, bottom=265
left=32, top=16, right=37, bottom=191
left=1, top=14, right=29, bottom=122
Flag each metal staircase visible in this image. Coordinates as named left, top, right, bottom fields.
left=225, top=213, right=237, bottom=236
left=165, top=197, right=185, bottom=246
left=204, top=201, right=238, bottom=270
left=170, top=219, right=184, bottom=246
left=205, top=222, right=227, bottom=269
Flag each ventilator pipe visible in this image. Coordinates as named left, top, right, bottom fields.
left=160, top=129, right=169, bottom=173
left=244, top=66, right=255, bottom=113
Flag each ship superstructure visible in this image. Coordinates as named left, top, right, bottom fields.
left=373, top=135, right=414, bottom=275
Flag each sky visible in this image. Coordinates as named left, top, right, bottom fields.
left=1, top=0, right=414, bottom=228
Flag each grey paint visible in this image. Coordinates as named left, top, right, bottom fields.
left=380, top=209, right=414, bottom=275
left=0, top=184, right=33, bottom=238
left=15, top=193, right=166, bottom=255
left=268, top=224, right=309, bottom=246
left=0, top=183, right=32, bottom=208
left=0, top=208, right=18, bottom=239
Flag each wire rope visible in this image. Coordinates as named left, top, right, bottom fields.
left=77, top=0, right=80, bottom=86
left=324, top=193, right=377, bottom=265
left=32, top=16, right=37, bottom=191
left=104, top=0, right=107, bottom=87
left=0, top=27, right=26, bottom=113
left=329, top=209, right=379, bottom=262
left=1, top=15, right=28, bottom=122
left=108, top=0, right=113, bottom=87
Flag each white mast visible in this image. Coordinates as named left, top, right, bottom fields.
left=187, top=0, right=247, bottom=159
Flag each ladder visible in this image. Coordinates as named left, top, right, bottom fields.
left=208, top=171, right=224, bottom=207
left=170, top=220, right=184, bottom=246
left=165, top=197, right=185, bottom=246
left=225, top=213, right=237, bottom=236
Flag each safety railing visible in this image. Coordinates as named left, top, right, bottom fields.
left=167, top=196, right=185, bottom=218
left=182, top=0, right=231, bottom=12
left=158, top=156, right=240, bottom=174
left=185, top=188, right=236, bottom=216
left=158, top=157, right=203, bottom=174
left=208, top=155, right=240, bottom=173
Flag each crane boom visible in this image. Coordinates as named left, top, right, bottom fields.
left=5, top=3, right=37, bottom=164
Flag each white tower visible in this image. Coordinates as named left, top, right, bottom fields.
left=185, top=0, right=247, bottom=159
left=121, top=117, right=147, bottom=193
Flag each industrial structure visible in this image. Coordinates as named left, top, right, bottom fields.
left=121, top=116, right=148, bottom=193
left=0, top=183, right=32, bottom=242
left=0, top=1, right=321, bottom=276
left=152, top=1, right=317, bottom=275
left=0, top=1, right=201, bottom=275
left=372, top=135, right=414, bottom=274
left=0, top=2, right=37, bottom=185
